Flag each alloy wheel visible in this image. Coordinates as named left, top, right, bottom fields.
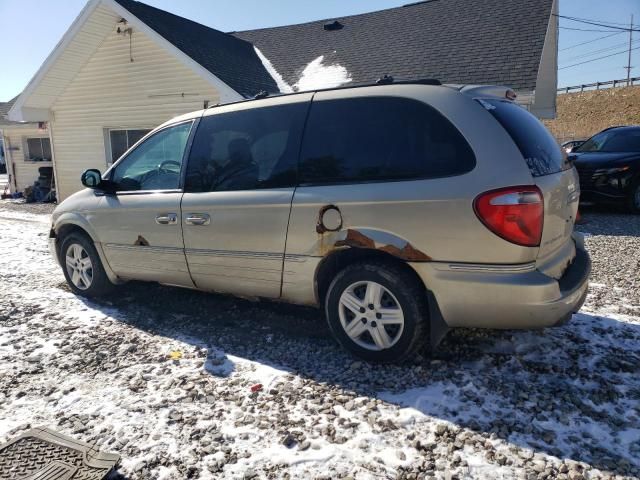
left=65, top=243, right=93, bottom=290
left=338, top=281, right=405, bottom=351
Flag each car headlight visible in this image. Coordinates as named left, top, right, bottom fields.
left=594, top=166, right=631, bottom=175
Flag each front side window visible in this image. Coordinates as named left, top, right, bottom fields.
left=184, top=102, right=307, bottom=192
left=26, top=137, right=52, bottom=161
left=576, top=128, right=640, bottom=153
left=108, top=129, right=152, bottom=163
left=299, top=97, right=475, bottom=185
left=111, top=122, right=193, bottom=192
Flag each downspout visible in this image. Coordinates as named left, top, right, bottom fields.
left=2, top=132, right=17, bottom=194
left=47, top=114, right=60, bottom=202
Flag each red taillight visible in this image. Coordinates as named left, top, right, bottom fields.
left=474, top=186, right=544, bottom=247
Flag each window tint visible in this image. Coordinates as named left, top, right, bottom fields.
left=299, top=97, right=475, bottom=185
left=111, top=122, right=192, bottom=191
left=483, top=99, right=568, bottom=177
left=576, top=128, right=640, bottom=153
left=185, top=103, right=307, bottom=192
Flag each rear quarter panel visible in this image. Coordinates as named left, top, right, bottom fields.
left=282, top=85, right=539, bottom=304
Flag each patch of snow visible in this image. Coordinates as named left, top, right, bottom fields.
left=293, top=55, right=352, bottom=92
left=253, top=47, right=293, bottom=94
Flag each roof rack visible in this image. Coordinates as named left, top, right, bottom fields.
left=207, top=78, right=443, bottom=110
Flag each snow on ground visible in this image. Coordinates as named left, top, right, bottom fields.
left=0, top=202, right=639, bottom=480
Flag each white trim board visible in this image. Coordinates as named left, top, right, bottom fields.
left=8, top=0, right=243, bottom=122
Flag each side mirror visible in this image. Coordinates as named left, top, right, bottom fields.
left=81, top=169, right=103, bottom=189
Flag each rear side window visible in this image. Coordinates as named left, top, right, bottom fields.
left=185, top=102, right=307, bottom=192
left=483, top=99, right=567, bottom=177
left=299, top=97, right=475, bottom=185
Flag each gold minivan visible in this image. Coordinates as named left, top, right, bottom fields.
left=50, top=82, right=590, bottom=362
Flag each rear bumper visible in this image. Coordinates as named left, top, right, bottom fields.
left=411, top=237, right=591, bottom=329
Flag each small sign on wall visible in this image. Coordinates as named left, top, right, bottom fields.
left=37, top=122, right=48, bottom=133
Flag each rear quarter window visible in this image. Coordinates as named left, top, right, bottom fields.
left=299, top=96, right=476, bottom=185
left=482, top=99, right=568, bottom=177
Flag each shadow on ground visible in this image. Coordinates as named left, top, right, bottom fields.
left=77, top=280, right=640, bottom=477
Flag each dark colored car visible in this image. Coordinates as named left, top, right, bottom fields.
left=571, top=126, right=640, bottom=213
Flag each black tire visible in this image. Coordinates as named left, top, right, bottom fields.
left=324, top=260, right=430, bottom=363
left=627, top=181, right=640, bottom=214
left=59, top=232, right=114, bottom=297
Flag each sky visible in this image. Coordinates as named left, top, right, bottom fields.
left=0, top=0, right=639, bottom=101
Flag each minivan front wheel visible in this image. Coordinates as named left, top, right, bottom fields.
left=325, top=261, right=429, bottom=363
left=60, top=233, right=114, bottom=297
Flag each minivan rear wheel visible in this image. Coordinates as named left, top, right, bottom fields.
left=325, top=261, right=429, bottom=363
left=60, top=233, right=114, bottom=297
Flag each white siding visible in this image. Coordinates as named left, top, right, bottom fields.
left=1, top=125, right=53, bottom=193
left=51, top=26, right=221, bottom=200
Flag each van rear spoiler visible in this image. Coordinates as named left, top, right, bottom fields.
left=447, top=84, right=518, bottom=101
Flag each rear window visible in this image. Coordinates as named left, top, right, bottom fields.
left=299, top=97, right=476, bottom=185
left=482, top=99, right=568, bottom=177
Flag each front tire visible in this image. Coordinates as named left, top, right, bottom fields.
left=60, top=233, right=114, bottom=297
left=628, top=181, right=640, bottom=214
left=325, top=260, right=429, bottom=363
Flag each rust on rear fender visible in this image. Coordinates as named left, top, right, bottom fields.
left=320, top=227, right=431, bottom=262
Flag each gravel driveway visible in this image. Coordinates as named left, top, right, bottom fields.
left=0, top=201, right=639, bottom=480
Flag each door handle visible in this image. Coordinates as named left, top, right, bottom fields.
left=156, top=213, right=178, bottom=225
left=185, top=213, right=211, bottom=226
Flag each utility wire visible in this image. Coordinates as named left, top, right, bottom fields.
left=560, top=32, right=624, bottom=51
left=560, top=26, right=623, bottom=33
left=562, top=39, right=640, bottom=62
left=555, top=14, right=633, bottom=27
left=559, top=45, right=640, bottom=70
left=555, top=14, right=640, bottom=33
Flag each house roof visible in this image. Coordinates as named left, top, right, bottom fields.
left=0, top=97, right=25, bottom=126
left=113, top=0, right=278, bottom=97
left=233, top=0, right=554, bottom=92
left=9, top=0, right=557, bottom=122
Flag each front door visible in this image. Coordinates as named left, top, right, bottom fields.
left=181, top=96, right=311, bottom=298
left=92, top=120, right=195, bottom=286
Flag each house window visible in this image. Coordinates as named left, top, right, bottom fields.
left=108, top=129, right=151, bottom=163
left=26, top=137, right=52, bottom=162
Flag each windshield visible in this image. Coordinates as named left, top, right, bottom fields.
left=576, top=128, right=640, bottom=153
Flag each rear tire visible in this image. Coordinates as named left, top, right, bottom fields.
left=60, top=233, right=114, bottom=297
left=324, top=260, right=429, bottom=363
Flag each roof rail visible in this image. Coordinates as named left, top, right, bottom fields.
left=253, top=90, right=269, bottom=100
left=206, top=78, right=444, bottom=110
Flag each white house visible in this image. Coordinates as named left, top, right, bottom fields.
left=0, top=98, right=54, bottom=196
left=7, top=0, right=559, bottom=201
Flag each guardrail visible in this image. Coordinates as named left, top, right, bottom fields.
left=558, top=77, right=640, bottom=94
